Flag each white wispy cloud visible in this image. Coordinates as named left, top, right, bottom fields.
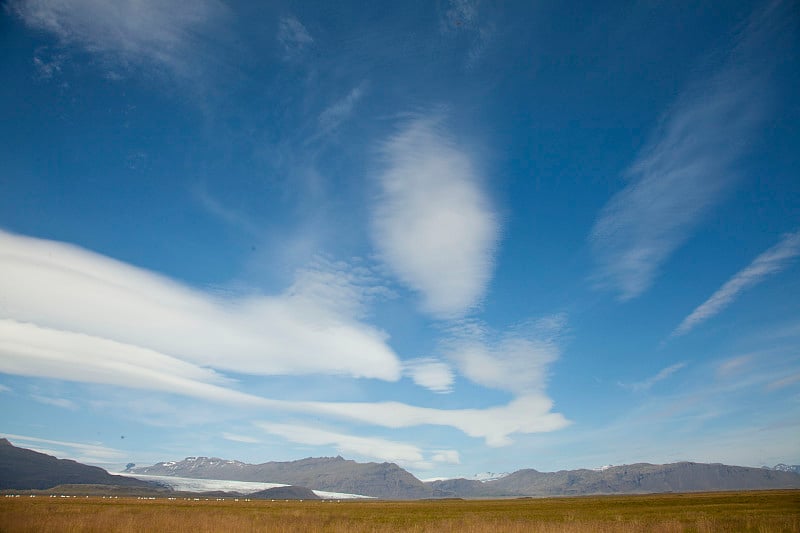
left=441, top=0, right=493, bottom=68
left=317, top=83, right=368, bottom=137
left=0, top=230, right=568, bottom=446
left=192, top=184, right=263, bottom=238
left=32, top=46, right=64, bottom=80
left=0, top=318, right=569, bottom=446
left=30, top=394, right=78, bottom=410
left=403, top=358, right=455, bottom=394
left=589, top=2, right=782, bottom=300
left=716, top=354, right=754, bottom=378
left=222, top=432, right=262, bottom=444
left=1, top=433, right=127, bottom=463
left=10, top=0, right=227, bottom=79
left=0, top=384, right=11, bottom=393
left=257, top=422, right=459, bottom=470
left=303, top=394, right=569, bottom=447
left=277, top=15, right=313, bottom=60
left=443, top=0, right=479, bottom=30
left=620, top=362, right=687, bottom=392
left=767, top=372, right=800, bottom=391
left=0, top=229, right=401, bottom=381
left=444, top=315, right=566, bottom=395
left=673, top=230, right=800, bottom=337
left=371, top=117, right=500, bottom=319
left=0, top=320, right=270, bottom=407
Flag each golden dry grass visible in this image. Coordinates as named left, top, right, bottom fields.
left=1, top=490, right=798, bottom=532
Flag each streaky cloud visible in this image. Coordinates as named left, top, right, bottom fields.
left=256, top=422, right=459, bottom=470
left=0, top=319, right=268, bottom=407
left=2, top=433, right=127, bottom=463
left=0, top=318, right=568, bottom=447
left=10, top=0, right=228, bottom=80
left=317, top=83, right=368, bottom=138
left=0, top=229, right=401, bottom=381
left=672, top=230, right=800, bottom=337
left=302, top=394, right=570, bottom=447
left=30, top=394, right=78, bottom=410
left=619, top=362, right=687, bottom=392
left=371, top=116, right=500, bottom=319
left=277, top=15, right=313, bottom=60
left=589, top=1, right=788, bottom=300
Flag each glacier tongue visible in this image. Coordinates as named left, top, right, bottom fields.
left=119, top=472, right=372, bottom=499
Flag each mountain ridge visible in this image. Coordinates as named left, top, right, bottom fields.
left=131, top=453, right=800, bottom=499
left=426, top=461, right=800, bottom=497
left=4, top=438, right=799, bottom=499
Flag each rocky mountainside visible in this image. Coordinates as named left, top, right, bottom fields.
left=426, top=462, right=800, bottom=497
left=131, top=455, right=442, bottom=499
left=772, top=464, right=800, bottom=474
left=0, top=438, right=156, bottom=490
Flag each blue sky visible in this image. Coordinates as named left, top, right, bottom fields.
left=0, top=0, right=799, bottom=478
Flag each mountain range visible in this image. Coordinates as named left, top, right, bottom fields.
left=427, top=462, right=800, bottom=497
left=129, top=455, right=443, bottom=499
left=131, top=454, right=800, bottom=499
left=3, top=438, right=799, bottom=499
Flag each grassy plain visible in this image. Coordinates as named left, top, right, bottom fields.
left=1, top=490, right=798, bottom=532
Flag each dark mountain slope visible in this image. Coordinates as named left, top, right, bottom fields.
left=0, top=438, right=156, bottom=490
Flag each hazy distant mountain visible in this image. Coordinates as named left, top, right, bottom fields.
left=131, top=456, right=442, bottom=499
left=426, top=462, right=800, bottom=497
left=772, top=464, right=800, bottom=474
left=0, top=438, right=156, bottom=491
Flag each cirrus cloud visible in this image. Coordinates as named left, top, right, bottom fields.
left=10, top=0, right=228, bottom=80
left=589, top=1, right=786, bottom=300
left=672, top=230, right=800, bottom=337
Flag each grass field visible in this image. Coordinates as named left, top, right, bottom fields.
left=2, top=490, right=798, bottom=532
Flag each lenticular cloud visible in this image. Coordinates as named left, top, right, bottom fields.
left=0, top=229, right=402, bottom=381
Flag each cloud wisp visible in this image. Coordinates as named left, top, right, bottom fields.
left=444, top=315, right=566, bottom=396
left=10, top=0, right=228, bottom=80
left=277, top=15, right=313, bottom=60
left=1, top=433, right=127, bottom=463
left=440, top=0, right=493, bottom=68
left=30, top=394, right=78, bottom=410
left=619, top=362, right=687, bottom=392
left=403, top=358, right=455, bottom=394
left=0, top=230, right=401, bottom=381
left=317, top=83, right=368, bottom=138
left=257, top=422, right=459, bottom=470
left=589, top=2, right=784, bottom=300
left=673, top=230, right=800, bottom=337
left=0, top=318, right=568, bottom=446
left=371, top=117, right=500, bottom=319
left=0, top=229, right=569, bottom=447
